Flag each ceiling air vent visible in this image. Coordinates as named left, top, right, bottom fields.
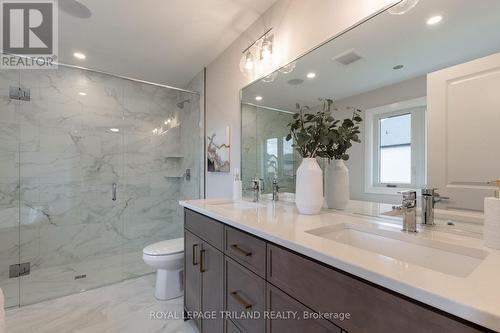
left=332, top=49, right=363, bottom=66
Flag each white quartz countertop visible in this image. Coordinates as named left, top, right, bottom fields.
left=180, top=198, right=500, bottom=331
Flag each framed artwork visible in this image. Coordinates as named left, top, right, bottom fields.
left=207, top=126, right=230, bottom=172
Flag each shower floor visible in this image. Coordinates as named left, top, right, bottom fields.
left=6, top=274, right=198, bottom=333
left=3, top=251, right=155, bottom=308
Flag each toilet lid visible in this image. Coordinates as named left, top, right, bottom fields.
left=143, top=238, right=184, bottom=256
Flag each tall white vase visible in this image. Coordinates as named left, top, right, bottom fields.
left=325, top=159, right=350, bottom=210
left=295, top=158, right=323, bottom=215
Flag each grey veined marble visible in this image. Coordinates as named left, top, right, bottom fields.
left=0, top=66, right=202, bottom=308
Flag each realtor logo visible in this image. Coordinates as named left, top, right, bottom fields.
left=1, top=0, right=58, bottom=69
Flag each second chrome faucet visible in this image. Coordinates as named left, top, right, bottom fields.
left=392, top=190, right=417, bottom=232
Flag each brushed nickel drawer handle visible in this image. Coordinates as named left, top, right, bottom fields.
left=192, top=244, right=199, bottom=266
left=200, top=249, right=206, bottom=273
left=230, top=244, right=252, bottom=257
left=230, top=291, right=252, bottom=309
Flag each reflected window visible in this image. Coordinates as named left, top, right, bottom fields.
left=265, top=138, right=278, bottom=176
left=379, top=114, right=411, bottom=183
left=366, top=98, right=426, bottom=192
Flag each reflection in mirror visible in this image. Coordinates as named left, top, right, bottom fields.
left=241, top=0, right=500, bottom=216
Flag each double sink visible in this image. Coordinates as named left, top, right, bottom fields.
left=208, top=200, right=489, bottom=278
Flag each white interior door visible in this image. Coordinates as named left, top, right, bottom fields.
left=427, top=52, right=500, bottom=211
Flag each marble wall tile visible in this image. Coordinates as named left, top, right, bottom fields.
left=1, top=65, right=201, bottom=309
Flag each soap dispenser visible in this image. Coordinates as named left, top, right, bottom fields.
left=484, top=179, right=500, bottom=249
left=232, top=168, right=243, bottom=201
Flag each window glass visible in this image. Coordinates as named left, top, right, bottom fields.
left=265, top=138, right=278, bottom=176
left=379, top=113, right=411, bottom=183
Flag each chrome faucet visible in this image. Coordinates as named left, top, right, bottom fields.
left=421, top=188, right=449, bottom=225
left=392, top=190, right=417, bottom=233
left=272, top=178, right=281, bottom=201
left=250, top=178, right=262, bottom=202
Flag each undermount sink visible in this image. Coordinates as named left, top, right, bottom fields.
left=305, top=223, right=488, bottom=277
left=208, top=200, right=264, bottom=210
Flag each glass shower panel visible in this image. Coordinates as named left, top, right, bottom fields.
left=121, top=81, right=200, bottom=278
left=0, top=68, right=21, bottom=308
left=1, top=64, right=202, bottom=308
left=18, top=67, right=127, bottom=305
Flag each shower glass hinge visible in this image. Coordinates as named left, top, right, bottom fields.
left=9, top=262, right=31, bottom=278
left=9, top=86, right=30, bottom=101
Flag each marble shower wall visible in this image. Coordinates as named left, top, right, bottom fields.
left=0, top=66, right=201, bottom=307
left=241, top=104, right=297, bottom=194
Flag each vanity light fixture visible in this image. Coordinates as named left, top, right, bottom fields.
left=78, top=92, right=87, bottom=96
left=73, top=52, right=86, bottom=60
left=255, top=96, right=263, bottom=101
left=261, top=37, right=273, bottom=61
left=427, top=15, right=443, bottom=26
left=239, top=28, right=274, bottom=76
left=244, top=52, right=254, bottom=71
left=279, top=61, right=296, bottom=74
left=388, top=0, right=419, bottom=15
left=306, top=72, right=316, bottom=79
left=109, top=128, right=119, bottom=132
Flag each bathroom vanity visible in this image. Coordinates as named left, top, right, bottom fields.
left=181, top=199, right=499, bottom=333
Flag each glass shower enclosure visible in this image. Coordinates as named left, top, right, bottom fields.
left=0, top=64, right=202, bottom=308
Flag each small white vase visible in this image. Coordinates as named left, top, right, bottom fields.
left=325, top=159, right=350, bottom=210
left=295, top=158, right=323, bottom=215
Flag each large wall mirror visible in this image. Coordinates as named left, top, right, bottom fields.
left=241, top=0, right=500, bottom=214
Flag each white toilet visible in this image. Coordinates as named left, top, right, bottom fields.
left=142, top=237, right=184, bottom=300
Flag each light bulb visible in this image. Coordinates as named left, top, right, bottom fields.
left=261, top=39, right=272, bottom=61
left=244, top=52, right=254, bottom=71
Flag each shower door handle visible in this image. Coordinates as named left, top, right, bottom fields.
left=112, top=183, right=117, bottom=201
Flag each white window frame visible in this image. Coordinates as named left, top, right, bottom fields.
left=364, top=97, right=427, bottom=195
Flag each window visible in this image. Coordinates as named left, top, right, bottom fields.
left=365, top=97, right=426, bottom=194
left=379, top=113, right=412, bottom=184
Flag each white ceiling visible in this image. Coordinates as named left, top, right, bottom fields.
left=58, top=0, right=277, bottom=89
left=242, top=0, right=500, bottom=111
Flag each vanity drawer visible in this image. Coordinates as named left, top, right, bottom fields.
left=267, top=244, right=484, bottom=333
left=184, top=209, right=223, bottom=250
left=225, top=257, right=266, bottom=333
left=225, top=226, right=266, bottom=277
left=267, top=284, right=341, bottom=333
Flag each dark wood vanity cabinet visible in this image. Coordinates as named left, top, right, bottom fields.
left=184, top=208, right=489, bottom=333
left=184, top=210, right=224, bottom=333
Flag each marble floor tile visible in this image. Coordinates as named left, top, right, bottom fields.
left=6, top=275, right=198, bottom=333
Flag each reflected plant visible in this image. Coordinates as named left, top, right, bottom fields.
left=285, top=98, right=362, bottom=160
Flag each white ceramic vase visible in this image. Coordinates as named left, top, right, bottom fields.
left=325, top=159, right=350, bottom=210
left=295, top=158, right=323, bottom=215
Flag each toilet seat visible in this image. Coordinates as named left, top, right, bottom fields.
left=143, top=237, right=183, bottom=256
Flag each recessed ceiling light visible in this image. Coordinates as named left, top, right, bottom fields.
left=393, top=64, right=404, bottom=70
left=255, top=96, right=263, bottom=101
left=427, top=15, right=443, bottom=26
left=109, top=128, right=119, bottom=132
left=78, top=92, right=87, bottom=96
left=73, top=52, right=86, bottom=60
left=306, top=72, right=316, bottom=79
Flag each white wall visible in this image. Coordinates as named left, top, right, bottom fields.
left=205, top=0, right=396, bottom=198
left=334, top=75, right=427, bottom=204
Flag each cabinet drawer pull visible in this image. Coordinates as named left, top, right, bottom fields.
left=200, top=249, right=206, bottom=273
left=230, top=244, right=252, bottom=257
left=230, top=291, right=252, bottom=309
left=192, top=244, right=199, bottom=266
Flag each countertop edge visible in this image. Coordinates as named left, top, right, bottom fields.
left=179, top=200, right=500, bottom=331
